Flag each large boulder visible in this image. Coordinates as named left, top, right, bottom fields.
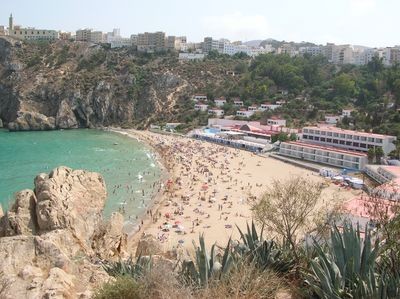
left=55, top=100, right=78, bottom=129
left=0, top=190, right=38, bottom=237
left=8, top=111, right=55, bottom=131
left=92, top=212, right=128, bottom=259
left=35, top=166, right=106, bottom=251
left=0, top=167, right=122, bottom=298
left=135, top=234, right=163, bottom=257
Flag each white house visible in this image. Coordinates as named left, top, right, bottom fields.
left=194, top=103, right=208, bottom=111
left=233, top=99, right=244, bottom=107
left=236, top=109, right=254, bottom=118
left=267, top=117, right=286, bottom=126
left=341, top=109, right=354, bottom=118
left=208, top=109, right=224, bottom=117
left=259, top=103, right=281, bottom=111
left=192, top=94, right=208, bottom=102
left=248, top=105, right=258, bottom=111
left=214, top=97, right=227, bottom=107
left=325, top=115, right=341, bottom=124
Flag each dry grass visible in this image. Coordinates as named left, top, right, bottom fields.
left=194, top=262, right=290, bottom=299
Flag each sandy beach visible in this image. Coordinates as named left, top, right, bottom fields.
left=113, top=129, right=360, bottom=251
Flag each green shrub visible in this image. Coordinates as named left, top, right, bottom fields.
left=94, top=276, right=144, bottom=299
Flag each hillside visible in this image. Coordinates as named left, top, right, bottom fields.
left=1, top=37, right=400, bottom=137
left=0, top=37, right=243, bottom=130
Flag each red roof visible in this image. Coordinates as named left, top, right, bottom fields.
left=283, top=141, right=367, bottom=157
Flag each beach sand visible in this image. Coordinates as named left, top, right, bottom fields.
left=114, top=129, right=360, bottom=252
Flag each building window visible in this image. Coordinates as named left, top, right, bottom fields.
left=340, top=140, right=345, bottom=145
left=360, top=143, right=367, bottom=148
left=333, top=139, right=339, bottom=144
left=327, top=138, right=332, bottom=143
left=321, top=137, right=326, bottom=142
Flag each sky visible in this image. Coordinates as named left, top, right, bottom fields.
left=1, top=0, right=398, bottom=47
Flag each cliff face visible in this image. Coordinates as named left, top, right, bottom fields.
left=0, top=37, right=240, bottom=131
left=0, top=166, right=127, bottom=298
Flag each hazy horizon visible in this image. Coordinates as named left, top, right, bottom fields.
left=1, top=0, right=399, bottom=47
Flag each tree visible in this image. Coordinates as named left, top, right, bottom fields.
left=367, top=148, right=375, bottom=164
left=333, top=73, right=356, bottom=97
left=289, top=133, right=297, bottom=141
left=375, top=146, right=384, bottom=163
left=250, top=177, right=323, bottom=260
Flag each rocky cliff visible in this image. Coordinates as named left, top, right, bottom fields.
left=0, top=166, right=127, bottom=298
left=0, top=37, right=240, bottom=131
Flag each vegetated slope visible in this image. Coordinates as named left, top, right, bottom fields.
left=0, top=37, right=242, bottom=130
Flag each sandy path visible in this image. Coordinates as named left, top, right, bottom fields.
left=115, top=129, right=360, bottom=252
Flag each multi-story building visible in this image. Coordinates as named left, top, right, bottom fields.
left=0, top=26, right=6, bottom=36
left=236, top=109, right=254, bottom=118
left=76, top=29, right=92, bottom=42
left=324, top=115, right=340, bottom=124
left=192, top=94, right=208, bottom=102
left=208, top=109, right=224, bottom=117
left=203, top=37, right=223, bottom=53
left=267, top=117, right=286, bottom=126
left=59, top=31, right=72, bottom=40
left=299, top=46, right=323, bottom=56
left=194, top=103, right=208, bottom=111
left=279, top=141, right=368, bottom=170
left=214, top=97, right=227, bottom=107
left=110, top=38, right=132, bottom=48
left=259, top=103, right=281, bottom=111
left=233, top=99, right=244, bottom=107
left=8, top=14, right=58, bottom=41
left=301, top=126, right=396, bottom=155
left=137, top=31, right=166, bottom=52
left=166, top=36, right=186, bottom=51
left=89, top=31, right=104, bottom=43
left=178, top=53, right=205, bottom=60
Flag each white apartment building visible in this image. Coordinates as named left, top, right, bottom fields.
left=279, top=141, right=368, bottom=170
left=301, top=126, right=396, bottom=155
left=233, top=100, right=244, bottom=107
left=259, top=103, right=281, bottom=111
left=194, top=103, right=208, bottom=111
left=110, top=38, right=132, bottom=48
left=192, top=95, right=207, bottom=101
left=267, top=118, right=286, bottom=126
left=236, top=109, right=254, bottom=118
left=248, top=106, right=258, bottom=112
left=341, top=109, right=354, bottom=118
left=208, top=109, right=224, bottom=117
left=299, top=46, right=323, bottom=56
left=214, top=97, right=227, bottom=107
left=178, top=53, right=205, bottom=60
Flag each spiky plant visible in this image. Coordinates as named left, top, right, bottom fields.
left=304, top=222, right=400, bottom=299
left=181, top=234, right=235, bottom=288
left=236, top=221, right=296, bottom=274
left=102, top=255, right=153, bottom=279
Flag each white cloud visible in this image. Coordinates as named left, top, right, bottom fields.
left=201, top=12, right=270, bottom=41
left=348, top=0, right=376, bottom=15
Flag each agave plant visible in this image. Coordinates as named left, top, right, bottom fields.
left=236, top=221, right=296, bottom=274
left=181, top=234, right=235, bottom=288
left=304, top=222, right=400, bottom=299
left=102, top=255, right=153, bottom=279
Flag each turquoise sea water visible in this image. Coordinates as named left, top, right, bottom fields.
left=0, top=129, right=162, bottom=220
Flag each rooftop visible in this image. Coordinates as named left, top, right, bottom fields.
left=303, top=126, right=396, bottom=139
left=379, top=166, right=400, bottom=178
left=283, top=141, right=368, bottom=157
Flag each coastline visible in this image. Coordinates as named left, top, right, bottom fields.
left=108, top=128, right=362, bottom=251
left=108, top=128, right=174, bottom=247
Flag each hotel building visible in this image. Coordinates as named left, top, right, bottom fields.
left=8, top=14, right=58, bottom=41
left=279, top=141, right=368, bottom=170
left=301, top=126, right=396, bottom=155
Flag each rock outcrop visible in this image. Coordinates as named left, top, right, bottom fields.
left=55, top=100, right=78, bottom=129
left=8, top=111, right=56, bottom=131
left=0, top=167, right=127, bottom=298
